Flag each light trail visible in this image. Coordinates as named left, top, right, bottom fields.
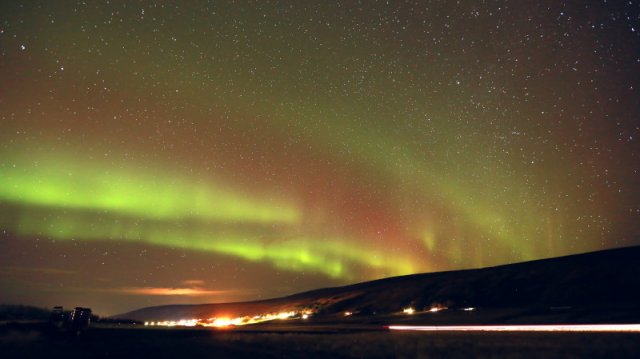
left=388, top=324, right=640, bottom=333
left=144, top=310, right=310, bottom=328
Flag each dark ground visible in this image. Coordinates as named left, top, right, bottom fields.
left=1, top=322, right=639, bottom=359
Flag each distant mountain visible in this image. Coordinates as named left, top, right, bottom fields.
left=116, top=245, right=640, bottom=324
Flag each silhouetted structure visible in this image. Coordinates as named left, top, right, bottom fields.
left=68, top=307, right=92, bottom=335
left=49, top=306, right=66, bottom=329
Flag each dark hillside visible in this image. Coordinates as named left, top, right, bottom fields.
left=117, top=245, right=640, bottom=324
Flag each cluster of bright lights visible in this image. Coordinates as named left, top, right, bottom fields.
left=403, top=307, right=415, bottom=315
left=143, top=309, right=313, bottom=328
left=428, top=305, right=448, bottom=313
left=140, top=305, right=478, bottom=329
left=402, top=305, right=449, bottom=315
left=145, top=319, right=199, bottom=327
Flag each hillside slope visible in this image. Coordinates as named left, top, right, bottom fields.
left=117, top=245, right=640, bottom=323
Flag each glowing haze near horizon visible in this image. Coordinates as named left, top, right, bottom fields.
left=0, top=1, right=638, bottom=315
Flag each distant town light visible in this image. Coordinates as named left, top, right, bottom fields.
left=403, top=307, right=415, bottom=315
left=428, top=305, right=447, bottom=313
left=144, top=309, right=316, bottom=328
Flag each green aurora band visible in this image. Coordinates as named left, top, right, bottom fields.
left=0, top=150, right=298, bottom=224
left=0, top=149, right=416, bottom=279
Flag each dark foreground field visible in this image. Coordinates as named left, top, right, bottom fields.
left=1, top=322, right=639, bottom=359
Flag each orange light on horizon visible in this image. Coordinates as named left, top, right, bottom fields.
left=403, top=307, right=415, bottom=315
left=148, top=309, right=316, bottom=329
left=428, top=306, right=447, bottom=313
left=116, top=287, right=222, bottom=296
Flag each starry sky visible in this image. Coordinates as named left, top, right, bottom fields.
left=1, top=1, right=639, bottom=316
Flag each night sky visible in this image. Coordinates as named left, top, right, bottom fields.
left=1, top=1, right=639, bottom=316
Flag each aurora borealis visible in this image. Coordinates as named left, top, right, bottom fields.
left=1, top=1, right=639, bottom=315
